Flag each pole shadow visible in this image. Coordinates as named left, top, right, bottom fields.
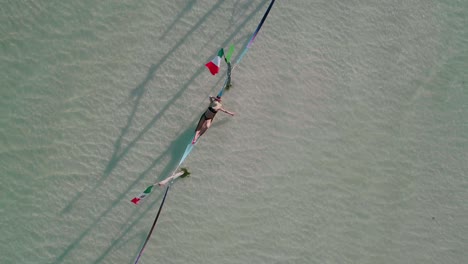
left=53, top=126, right=194, bottom=264
left=89, top=4, right=273, bottom=262
left=102, top=0, right=228, bottom=181
left=159, top=0, right=198, bottom=41
left=55, top=0, right=271, bottom=262
left=61, top=0, right=228, bottom=215
left=90, top=127, right=195, bottom=264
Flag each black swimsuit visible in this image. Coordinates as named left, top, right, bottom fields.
left=202, top=107, right=217, bottom=120
left=208, top=107, right=217, bottom=113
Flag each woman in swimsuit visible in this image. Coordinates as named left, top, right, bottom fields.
left=192, top=95, right=234, bottom=144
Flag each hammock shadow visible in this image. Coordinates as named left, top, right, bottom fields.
left=101, top=0, right=229, bottom=182
left=138, top=125, right=196, bottom=186
left=53, top=126, right=193, bottom=264
left=54, top=0, right=271, bottom=262
left=91, top=0, right=271, bottom=262
left=60, top=0, right=229, bottom=215
left=90, top=127, right=196, bottom=264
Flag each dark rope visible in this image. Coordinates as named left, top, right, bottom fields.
left=133, top=185, right=171, bottom=264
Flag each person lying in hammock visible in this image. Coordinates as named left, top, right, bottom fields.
left=157, top=168, right=191, bottom=187
left=192, top=95, right=235, bottom=144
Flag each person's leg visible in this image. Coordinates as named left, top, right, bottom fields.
left=199, top=119, right=212, bottom=137
left=194, top=114, right=205, bottom=132
left=193, top=114, right=207, bottom=144
left=192, top=130, right=201, bottom=144
left=157, top=170, right=186, bottom=186
left=206, top=119, right=212, bottom=128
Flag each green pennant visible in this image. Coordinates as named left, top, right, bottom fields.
left=225, top=44, right=235, bottom=63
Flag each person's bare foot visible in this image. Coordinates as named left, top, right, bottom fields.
left=192, top=133, right=199, bottom=144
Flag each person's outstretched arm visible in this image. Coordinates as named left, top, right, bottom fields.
left=220, top=108, right=235, bottom=116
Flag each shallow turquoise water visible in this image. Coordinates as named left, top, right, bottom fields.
left=1, top=1, right=467, bottom=263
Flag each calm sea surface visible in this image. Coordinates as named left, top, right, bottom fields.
left=1, top=1, right=467, bottom=263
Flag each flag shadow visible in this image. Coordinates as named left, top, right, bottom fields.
left=60, top=0, right=229, bottom=215
left=53, top=125, right=194, bottom=264
left=92, top=0, right=272, bottom=262
left=90, top=127, right=196, bottom=264
left=55, top=0, right=271, bottom=262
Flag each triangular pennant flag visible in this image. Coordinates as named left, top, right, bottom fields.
left=131, top=185, right=154, bottom=205
left=205, top=48, right=224, bottom=75
left=225, top=44, right=235, bottom=63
